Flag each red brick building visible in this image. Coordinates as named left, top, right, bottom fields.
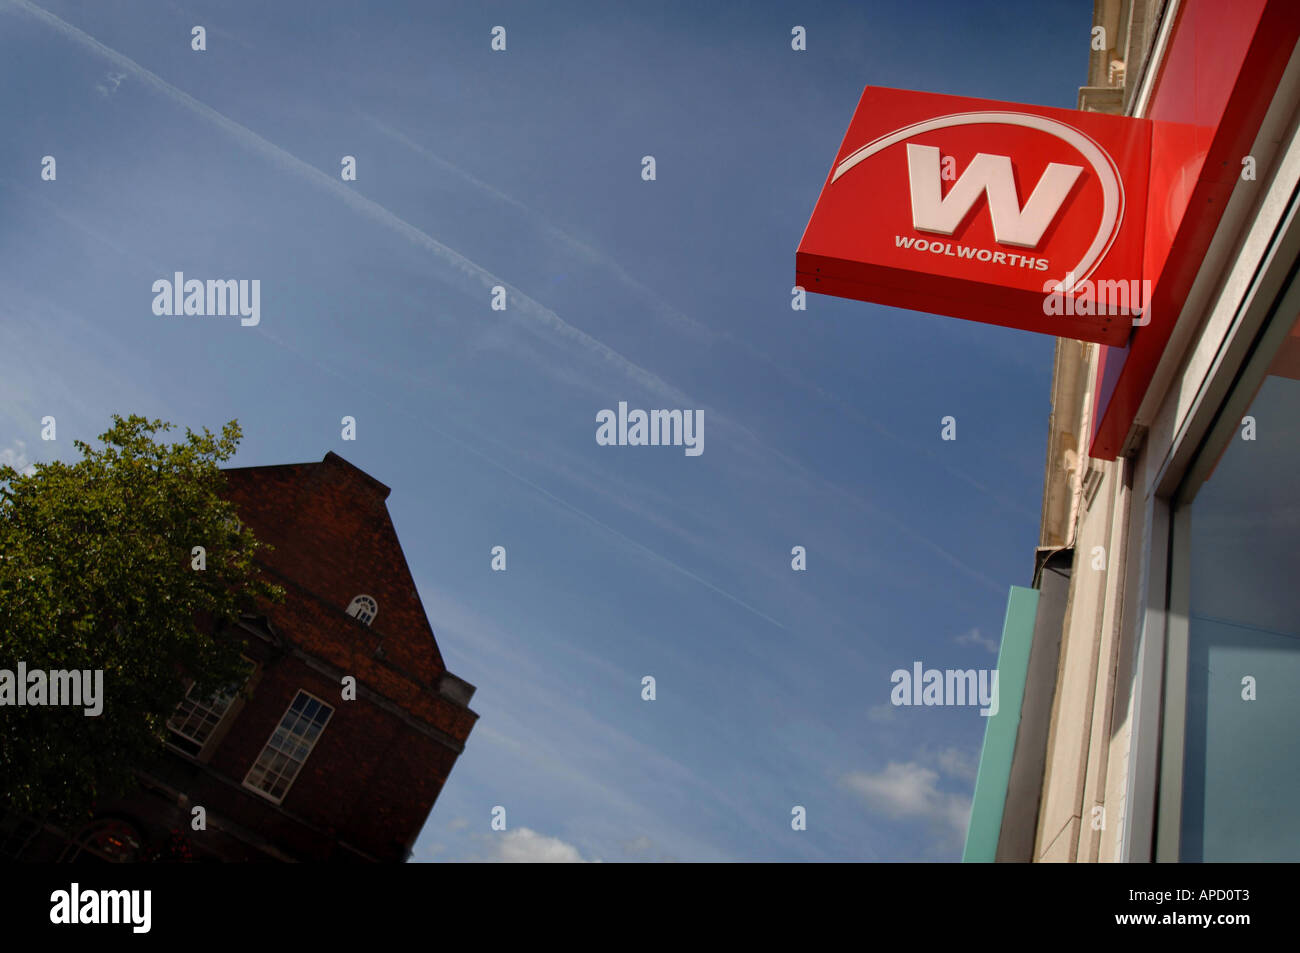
left=4, top=452, right=477, bottom=862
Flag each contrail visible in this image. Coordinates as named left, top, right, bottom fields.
left=0, top=0, right=692, bottom=410
left=368, top=115, right=1035, bottom=522
left=256, top=325, right=793, bottom=632
left=3, top=0, right=1006, bottom=596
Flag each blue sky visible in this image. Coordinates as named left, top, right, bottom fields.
left=0, top=0, right=1091, bottom=861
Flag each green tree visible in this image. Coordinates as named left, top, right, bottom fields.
left=0, top=415, right=282, bottom=823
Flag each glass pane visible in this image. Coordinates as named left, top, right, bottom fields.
left=1180, top=313, right=1300, bottom=861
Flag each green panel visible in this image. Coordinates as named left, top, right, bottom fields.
left=962, top=585, right=1039, bottom=863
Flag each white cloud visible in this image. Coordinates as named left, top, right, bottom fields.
left=95, top=70, right=125, bottom=97
left=866, top=702, right=898, bottom=724
left=955, top=627, right=1000, bottom=654
left=0, top=440, right=35, bottom=476
left=622, top=836, right=653, bottom=855
left=935, top=746, right=979, bottom=782
left=486, top=827, right=595, bottom=863
left=845, top=762, right=941, bottom=816
left=843, top=761, right=970, bottom=846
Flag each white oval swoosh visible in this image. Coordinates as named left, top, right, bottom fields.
left=832, top=110, right=1124, bottom=286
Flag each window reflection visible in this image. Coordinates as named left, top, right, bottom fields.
left=1180, top=313, right=1300, bottom=861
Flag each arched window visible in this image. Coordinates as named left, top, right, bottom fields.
left=60, top=818, right=143, bottom=863
left=346, top=595, right=378, bottom=626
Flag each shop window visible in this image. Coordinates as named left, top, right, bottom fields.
left=1166, top=310, right=1300, bottom=861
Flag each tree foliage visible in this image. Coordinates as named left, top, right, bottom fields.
left=0, top=415, right=281, bottom=823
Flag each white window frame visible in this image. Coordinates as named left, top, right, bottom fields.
left=346, top=594, right=378, bottom=626
left=165, top=656, right=255, bottom=759
left=166, top=681, right=238, bottom=756
left=242, top=689, right=335, bottom=805
left=1117, top=83, right=1300, bottom=860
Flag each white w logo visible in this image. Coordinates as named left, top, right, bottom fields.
left=832, top=111, right=1123, bottom=283
left=906, top=144, right=1083, bottom=249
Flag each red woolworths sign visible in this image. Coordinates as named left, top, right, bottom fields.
left=797, top=87, right=1151, bottom=346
